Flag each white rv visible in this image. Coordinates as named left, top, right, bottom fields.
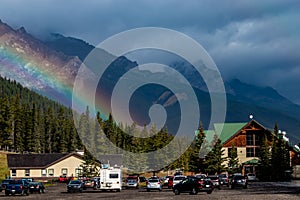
left=99, top=164, right=122, bottom=192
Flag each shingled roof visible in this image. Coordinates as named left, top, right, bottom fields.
left=7, top=153, right=83, bottom=169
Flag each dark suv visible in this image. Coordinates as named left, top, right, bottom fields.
left=173, top=176, right=213, bottom=195
left=229, top=175, right=247, bottom=189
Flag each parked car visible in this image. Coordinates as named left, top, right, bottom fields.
left=139, top=176, right=147, bottom=183
left=246, top=173, right=257, bottom=182
left=207, top=175, right=221, bottom=189
left=83, top=179, right=94, bottom=190
left=67, top=180, right=84, bottom=193
left=5, top=179, right=30, bottom=196
left=59, top=175, right=69, bottom=183
left=146, top=177, right=162, bottom=192
left=173, top=176, right=213, bottom=195
left=28, top=182, right=45, bottom=194
left=195, top=174, right=206, bottom=179
left=162, top=176, right=173, bottom=186
left=218, top=174, right=229, bottom=186
left=0, top=179, right=14, bottom=192
left=229, top=175, right=248, bottom=189
left=167, top=176, right=173, bottom=188
left=172, top=175, right=186, bottom=186
left=125, top=177, right=139, bottom=189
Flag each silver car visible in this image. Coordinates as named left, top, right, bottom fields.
left=172, top=175, right=186, bottom=187
left=146, top=178, right=162, bottom=191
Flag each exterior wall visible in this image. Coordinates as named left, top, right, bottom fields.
left=292, top=165, right=300, bottom=179
left=222, top=147, right=249, bottom=167
left=46, top=156, right=84, bottom=177
left=9, top=155, right=84, bottom=179
left=223, top=131, right=246, bottom=147
left=10, top=169, right=40, bottom=178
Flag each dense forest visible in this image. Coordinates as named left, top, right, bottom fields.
left=0, top=76, right=83, bottom=153
left=0, top=75, right=292, bottom=178
left=0, top=75, right=207, bottom=172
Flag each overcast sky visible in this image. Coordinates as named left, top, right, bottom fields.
left=1, top=0, right=300, bottom=103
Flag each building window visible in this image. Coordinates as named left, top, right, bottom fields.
left=25, top=169, right=30, bottom=177
left=41, top=169, right=47, bottom=177
left=246, top=148, right=254, bottom=157
left=11, top=169, right=16, bottom=176
left=75, top=168, right=82, bottom=177
left=246, top=148, right=260, bottom=157
left=48, top=169, right=54, bottom=177
left=246, top=133, right=254, bottom=145
left=61, top=168, right=68, bottom=176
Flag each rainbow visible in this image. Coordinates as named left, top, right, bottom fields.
left=0, top=44, right=109, bottom=116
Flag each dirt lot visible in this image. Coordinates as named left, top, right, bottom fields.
left=0, top=182, right=299, bottom=200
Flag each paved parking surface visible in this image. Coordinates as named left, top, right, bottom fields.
left=0, top=182, right=299, bottom=199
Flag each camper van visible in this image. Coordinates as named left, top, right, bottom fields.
left=99, top=165, right=122, bottom=192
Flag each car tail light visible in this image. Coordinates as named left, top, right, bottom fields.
left=20, top=185, right=23, bottom=189
left=37, top=185, right=39, bottom=188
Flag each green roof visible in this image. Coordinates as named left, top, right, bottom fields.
left=203, top=130, right=216, bottom=145
left=214, top=122, right=247, bottom=144
left=195, top=122, right=248, bottom=145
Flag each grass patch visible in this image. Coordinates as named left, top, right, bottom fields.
left=0, top=153, right=9, bottom=180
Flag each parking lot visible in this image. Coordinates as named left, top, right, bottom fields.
left=0, top=181, right=300, bottom=200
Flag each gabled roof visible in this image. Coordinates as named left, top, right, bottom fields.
left=7, top=153, right=83, bottom=169
left=214, top=122, right=247, bottom=144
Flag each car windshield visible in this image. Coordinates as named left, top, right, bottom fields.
left=2, top=180, right=13, bottom=184
left=208, top=176, right=218, bottom=180
left=219, top=174, right=227, bottom=178
left=174, top=176, right=185, bottom=181
left=234, top=176, right=245, bottom=180
left=128, top=179, right=137, bottom=182
left=148, top=179, right=159, bottom=183
left=69, top=180, right=81, bottom=184
left=248, top=173, right=255, bottom=176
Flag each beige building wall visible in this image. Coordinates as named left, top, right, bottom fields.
left=46, top=156, right=84, bottom=177
left=10, top=155, right=84, bottom=178
left=222, top=147, right=257, bottom=167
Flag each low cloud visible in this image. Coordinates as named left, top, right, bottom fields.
left=0, top=0, right=300, bottom=103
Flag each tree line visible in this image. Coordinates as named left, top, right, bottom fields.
left=0, top=76, right=293, bottom=180
left=0, top=76, right=83, bottom=153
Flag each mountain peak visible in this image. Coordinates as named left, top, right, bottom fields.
left=17, top=27, right=27, bottom=34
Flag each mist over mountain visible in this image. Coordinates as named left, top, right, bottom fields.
left=0, top=20, right=300, bottom=143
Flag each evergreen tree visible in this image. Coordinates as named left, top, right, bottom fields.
left=258, top=133, right=271, bottom=181
left=270, top=123, right=291, bottom=181
left=227, top=144, right=240, bottom=174
left=81, top=148, right=100, bottom=178
left=204, top=137, right=226, bottom=174
left=0, top=95, right=12, bottom=149
left=188, top=122, right=206, bottom=173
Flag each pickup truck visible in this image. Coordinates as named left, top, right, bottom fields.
left=5, top=179, right=30, bottom=196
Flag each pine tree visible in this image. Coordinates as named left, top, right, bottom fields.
left=227, top=144, right=240, bottom=174
left=258, top=133, right=271, bottom=181
left=270, top=123, right=291, bottom=181
left=188, top=122, right=206, bottom=173
left=0, top=95, right=12, bottom=149
left=204, top=137, right=226, bottom=174
left=81, top=148, right=100, bottom=178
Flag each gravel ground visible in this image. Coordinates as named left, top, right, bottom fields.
left=0, top=181, right=299, bottom=200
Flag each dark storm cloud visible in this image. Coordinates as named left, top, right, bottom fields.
left=0, top=0, right=300, bottom=103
